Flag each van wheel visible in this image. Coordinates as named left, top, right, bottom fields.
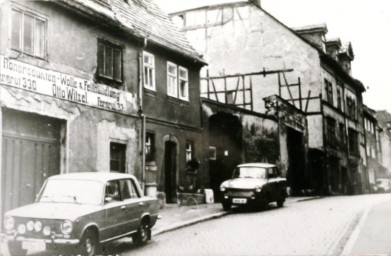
left=7, top=241, right=27, bottom=256
left=133, top=219, right=150, bottom=245
left=277, top=199, right=285, bottom=207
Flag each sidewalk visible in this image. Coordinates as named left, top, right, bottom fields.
left=152, top=196, right=322, bottom=236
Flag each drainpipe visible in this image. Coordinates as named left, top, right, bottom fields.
left=139, top=38, right=148, bottom=192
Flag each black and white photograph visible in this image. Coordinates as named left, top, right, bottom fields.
left=0, top=0, right=390, bottom=255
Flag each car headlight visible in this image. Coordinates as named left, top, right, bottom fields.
left=27, top=221, right=34, bottom=231
left=255, top=186, right=261, bottom=193
left=220, top=186, right=226, bottom=192
left=34, top=221, right=43, bottom=232
left=61, top=220, right=73, bottom=235
left=18, top=224, right=26, bottom=234
left=4, top=216, right=14, bottom=231
left=43, top=226, right=51, bottom=236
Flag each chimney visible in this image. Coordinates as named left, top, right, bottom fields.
left=250, top=0, right=261, bottom=7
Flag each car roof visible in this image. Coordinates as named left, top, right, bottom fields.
left=48, top=172, right=137, bottom=182
left=237, top=163, right=276, bottom=168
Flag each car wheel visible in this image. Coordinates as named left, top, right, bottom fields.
left=222, top=201, right=232, bottom=211
left=133, top=219, right=150, bottom=245
left=77, top=229, right=100, bottom=256
left=7, top=241, right=27, bottom=256
left=277, top=199, right=285, bottom=207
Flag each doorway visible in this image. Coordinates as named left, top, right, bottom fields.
left=2, top=109, right=62, bottom=218
left=209, top=112, right=243, bottom=202
left=164, top=141, right=177, bottom=203
left=286, top=127, right=306, bottom=195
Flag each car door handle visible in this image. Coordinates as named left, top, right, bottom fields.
left=139, top=202, right=144, bottom=206
left=121, top=206, right=126, bottom=210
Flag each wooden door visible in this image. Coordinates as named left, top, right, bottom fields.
left=1, top=109, right=61, bottom=218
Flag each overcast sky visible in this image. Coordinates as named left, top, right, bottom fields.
left=155, top=0, right=391, bottom=113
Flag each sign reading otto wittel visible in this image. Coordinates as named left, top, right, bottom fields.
left=0, top=55, right=135, bottom=112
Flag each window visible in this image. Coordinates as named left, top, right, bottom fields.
left=143, top=52, right=155, bottom=90
left=339, top=123, right=345, bottom=147
left=118, top=179, right=140, bottom=200
left=145, top=133, right=155, bottom=162
left=11, top=9, right=46, bottom=58
left=167, top=62, right=178, bottom=97
left=97, top=40, right=123, bottom=83
left=346, top=96, right=356, bottom=119
left=186, top=141, right=193, bottom=162
left=208, top=146, right=216, bottom=160
left=348, top=128, right=359, bottom=155
left=337, top=87, right=342, bottom=110
left=324, top=79, right=333, bottom=105
left=326, top=117, right=336, bottom=147
left=110, top=142, right=126, bottom=173
left=179, top=67, right=189, bottom=100
left=167, top=62, right=189, bottom=101
left=105, top=180, right=121, bottom=201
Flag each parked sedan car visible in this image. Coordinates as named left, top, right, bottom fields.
left=376, top=178, right=391, bottom=193
left=3, top=172, right=159, bottom=256
left=220, top=163, right=287, bottom=211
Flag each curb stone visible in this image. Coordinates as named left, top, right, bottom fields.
left=153, top=196, right=323, bottom=236
left=153, top=211, right=230, bottom=236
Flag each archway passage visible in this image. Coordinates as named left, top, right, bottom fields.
left=164, top=141, right=177, bottom=203
left=286, top=127, right=306, bottom=195
left=209, top=112, right=243, bottom=202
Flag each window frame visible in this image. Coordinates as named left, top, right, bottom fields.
left=324, top=79, right=333, bottom=105
left=185, top=141, right=194, bottom=162
left=145, top=132, right=155, bottom=162
left=326, top=117, right=336, bottom=147
left=167, top=61, right=178, bottom=97
left=143, top=51, right=156, bottom=91
left=348, top=128, right=359, bottom=155
left=11, top=8, right=47, bottom=59
left=178, top=66, right=189, bottom=101
left=167, top=62, right=190, bottom=101
left=97, top=39, right=123, bottom=84
left=110, top=142, right=127, bottom=173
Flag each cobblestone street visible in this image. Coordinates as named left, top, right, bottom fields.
left=106, top=194, right=391, bottom=256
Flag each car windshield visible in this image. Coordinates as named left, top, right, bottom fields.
left=39, top=179, right=103, bottom=205
left=233, top=167, right=266, bottom=179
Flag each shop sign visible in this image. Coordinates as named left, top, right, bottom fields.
left=0, top=56, right=133, bottom=113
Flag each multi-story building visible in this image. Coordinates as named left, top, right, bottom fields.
left=363, top=105, right=383, bottom=191
left=376, top=110, right=391, bottom=177
left=171, top=0, right=367, bottom=195
left=0, top=0, right=207, bottom=222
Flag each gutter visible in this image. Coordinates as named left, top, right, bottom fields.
left=139, top=38, right=148, bottom=192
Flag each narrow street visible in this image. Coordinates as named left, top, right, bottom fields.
left=103, top=194, right=391, bottom=256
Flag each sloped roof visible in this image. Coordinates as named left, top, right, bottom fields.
left=60, top=0, right=205, bottom=63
